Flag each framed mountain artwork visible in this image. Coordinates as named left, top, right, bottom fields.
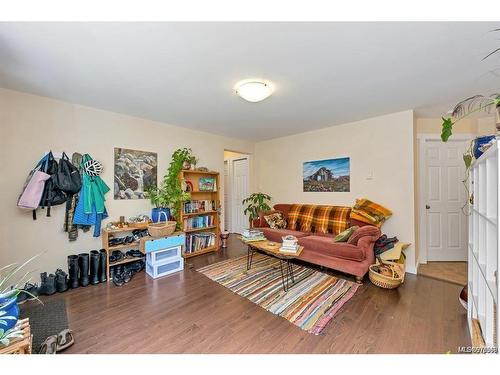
left=303, top=157, right=350, bottom=192
left=114, top=148, right=158, bottom=199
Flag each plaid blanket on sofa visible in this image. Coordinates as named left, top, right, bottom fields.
left=350, top=198, right=392, bottom=227
left=287, top=204, right=351, bottom=235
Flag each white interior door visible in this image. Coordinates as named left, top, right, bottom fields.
left=425, top=139, right=468, bottom=261
left=231, top=157, right=250, bottom=234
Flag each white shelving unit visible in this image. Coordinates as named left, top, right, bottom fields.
left=469, top=138, right=499, bottom=347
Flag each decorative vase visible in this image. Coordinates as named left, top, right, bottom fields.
left=0, top=297, right=20, bottom=333
left=182, top=161, right=191, bottom=170
left=220, top=231, right=229, bottom=248
left=151, top=207, right=171, bottom=223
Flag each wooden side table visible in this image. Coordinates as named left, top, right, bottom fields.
left=0, top=318, right=32, bottom=354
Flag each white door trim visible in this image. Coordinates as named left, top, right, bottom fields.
left=224, top=155, right=251, bottom=234
left=418, top=133, right=474, bottom=264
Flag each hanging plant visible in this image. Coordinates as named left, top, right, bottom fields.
left=441, top=94, right=500, bottom=142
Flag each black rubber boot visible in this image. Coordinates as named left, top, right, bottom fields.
left=67, top=255, right=79, bottom=289
left=98, top=249, right=107, bottom=283
left=55, top=269, right=69, bottom=293
left=89, top=250, right=100, bottom=285
left=39, top=272, right=56, bottom=295
left=78, top=253, right=90, bottom=287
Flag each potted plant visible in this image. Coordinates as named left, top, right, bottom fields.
left=146, top=148, right=197, bottom=224
left=242, top=193, right=272, bottom=228
left=144, top=185, right=171, bottom=223
left=1, top=255, right=41, bottom=347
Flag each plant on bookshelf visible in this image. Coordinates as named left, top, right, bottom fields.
left=145, top=148, right=195, bottom=227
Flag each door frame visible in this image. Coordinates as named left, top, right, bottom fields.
left=224, top=154, right=251, bottom=234
left=417, top=133, right=474, bottom=264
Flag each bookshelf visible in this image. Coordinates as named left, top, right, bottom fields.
left=468, top=139, right=499, bottom=348
left=178, top=169, right=220, bottom=258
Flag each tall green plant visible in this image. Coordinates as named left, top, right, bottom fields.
left=144, top=148, right=195, bottom=221
left=242, top=193, right=272, bottom=227
left=163, top=148, right=193, bottom=221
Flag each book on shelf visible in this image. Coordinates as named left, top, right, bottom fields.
left=185, top=232, right=216, bottom=253
left=183, top=200, right=216, bottom=214
left=183, top=215, right=214, bottom=230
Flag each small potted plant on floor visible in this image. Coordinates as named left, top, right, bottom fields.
left=0, top=255, right=41, bottom=347
left=242, top=193, right=272, bottom=228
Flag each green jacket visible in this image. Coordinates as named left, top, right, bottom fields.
left=81, top=154, right=110, bottom=214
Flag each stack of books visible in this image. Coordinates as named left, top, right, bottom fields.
left=280, top=236, right=299, bottom=254
left=241, top=229, right=266, bottom=242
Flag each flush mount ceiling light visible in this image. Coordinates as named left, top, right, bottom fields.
left=235, top=79, right=274, bottom=102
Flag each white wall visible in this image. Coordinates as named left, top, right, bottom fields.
left=254, top=110, right=417, bottom=273
left=0, top=89, right=254, bottom=275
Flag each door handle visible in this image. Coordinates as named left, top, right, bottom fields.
left=425, top=205, right=430, bottom=209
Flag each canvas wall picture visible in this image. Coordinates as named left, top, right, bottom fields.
left=114, top=148, right=158, bottom=199
left=303, top=157, right=350, bottom=192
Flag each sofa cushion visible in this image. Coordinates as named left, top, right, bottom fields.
left=259, top=227, right=310, bottom=243
left=263, top=212, right=287, bottom=229
left=298, top=235, right=365, bottom=261
left=347, top=225, right=381, bottom=246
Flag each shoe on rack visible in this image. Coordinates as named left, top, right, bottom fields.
left=125, top=260, right=145, bottom=275
left=122, top=270, right=132, bottom=283
left=55, top=269, right=69, bottom=293
left=112, top=273, right=125, bottom=287
left=109, top=250, right=124, bottom=264
left=125, top=249, right=143, bottom=258
left=17, top=282, right=39, bottom=304
left=39, top=272, right=56, bottom=296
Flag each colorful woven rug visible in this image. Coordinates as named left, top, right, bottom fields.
left=197, top=253, right=360, bottom=335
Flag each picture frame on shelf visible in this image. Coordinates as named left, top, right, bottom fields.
left=199, top=177, right=216, bottom=192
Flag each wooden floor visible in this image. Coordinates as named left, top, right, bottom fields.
left=40, top=235, right=469, bottom=354
left=418, top=262, right=468, bottom=286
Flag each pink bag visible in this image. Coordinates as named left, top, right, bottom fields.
left=18, top=158, right=51, bottom=210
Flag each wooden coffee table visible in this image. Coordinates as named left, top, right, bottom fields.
left=238, top=237, right=304, bottom=292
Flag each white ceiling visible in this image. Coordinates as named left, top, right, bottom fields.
left=0, top=22, right=499, bottom=141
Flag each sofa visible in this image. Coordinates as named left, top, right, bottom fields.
left=252, top=204, right=381, bottom=282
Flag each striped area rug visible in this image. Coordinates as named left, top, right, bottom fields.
left=197, top=253, right=360, bottom=335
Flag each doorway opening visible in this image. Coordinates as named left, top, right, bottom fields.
left=224, top=150, right=251, bottom=234
left=417, top=134, right=473, bottom=285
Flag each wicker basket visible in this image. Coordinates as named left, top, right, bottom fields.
left=148, top=221, right=176, bottom=237
left=368, top=262, right=404, bottom=289
left=147, top=211, right=176, bottom=237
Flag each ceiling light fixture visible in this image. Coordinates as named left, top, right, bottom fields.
left=235, top=79, right=274, bottom=103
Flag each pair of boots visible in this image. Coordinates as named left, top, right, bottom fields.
left=67, top=249, right=107, bottom=288
left=38, top=269, right=68, bottom=295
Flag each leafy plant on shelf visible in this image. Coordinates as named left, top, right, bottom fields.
left=242, top=193, right=272, bottom=227
left=145, top=148, right=195, bottom=229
